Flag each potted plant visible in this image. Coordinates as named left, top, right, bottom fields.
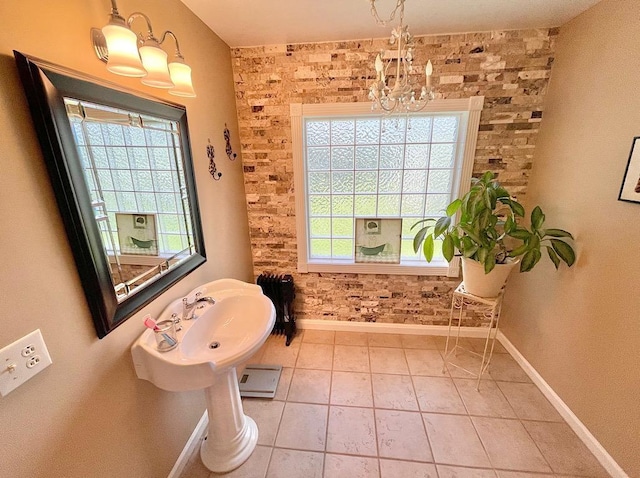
left=412, top=171, right=575, bottom=297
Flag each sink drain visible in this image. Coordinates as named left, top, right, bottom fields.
left=209, top=341, right=221, bottom=349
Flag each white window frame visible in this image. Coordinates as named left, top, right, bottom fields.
left=291, top=96, right=484, bottom=277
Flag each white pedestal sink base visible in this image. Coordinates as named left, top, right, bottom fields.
left=200, top=367, right=258, bottom=473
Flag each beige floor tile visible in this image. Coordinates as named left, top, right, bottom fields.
left=523, top=421, right=609, bottom=477
left=333, top=345, right=370, bottom=372
left=327, top=406, right=378, bottom=456
left=412, top=376, right=467, bottom=414
left=273, top=367, right=293, bottom=401
left=372, top=374, right=419, bottom=410
left=248, top=340, right=270, bottom=366
left=465, top=337, right=508, bottom=354
left=324, top=454, right=379, bottom=478
left=401, top=334, right=439, bottom=350
left=380, top=459, right=437, bottom=478
left=179, top=331, right=603, bottom=478
left=210, top=445, right=271, bottom=477
left=302, top=329, right=335, bottom=344
left=288, top=369, right=331, bottom=404
left=376, top=409, right=433, bottom=462
left=472, top=416, right=551, bottom=473
left=330, top=371, right=373, bottom=407
left=260, top=340, right=300, bottom=368
left=436, top=465, right=498, bottom=478
left=369, top=347, right=410, bottom=374
left=487, top=354, right=531, bottom=383
left=433, top=336, right=451, bottom=351
left=454, top=378, right=517, bottom=418
left=275, top=402, right=328, bottom=451
left=423, top=413, right=491, bottom=468
left=334, top=331, right=368, bottom=346
left=405, top=349, right=448, bottom=376
left=242, top=399, right=285, bottom=446
left=266, top=448, right=323, bottom=478
left=296, top=343, right=334, bottom=370
left=368, top=333, right=403, bottom=347
left=442, top=349, right=491, bottom=379
left=496, top=382, right=563, bottom=422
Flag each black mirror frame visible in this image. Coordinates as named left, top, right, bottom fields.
left=14, top=51, right=206, bottom=338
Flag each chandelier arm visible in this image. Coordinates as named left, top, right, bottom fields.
left=369, top=0, right=405, bottom=26
left=393, top=25, right=403, bottom=91
left=379, top=98, right=399, bottom=112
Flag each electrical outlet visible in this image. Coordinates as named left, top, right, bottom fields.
left=26, top=355, right=41, bottom=369
left=0, top=330, right=52, bottom=397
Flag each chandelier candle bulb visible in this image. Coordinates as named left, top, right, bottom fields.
left=426, top=60, right=433, bottom=87
left=375, top=54, right=384, bottom=82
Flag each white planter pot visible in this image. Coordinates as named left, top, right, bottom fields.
left=461, top=257, right=519, bottom=298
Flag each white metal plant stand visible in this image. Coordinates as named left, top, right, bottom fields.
left=442, top=282, right=504, bottom=390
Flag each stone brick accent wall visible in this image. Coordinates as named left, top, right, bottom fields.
left=231, top=28, right=557, bottom=325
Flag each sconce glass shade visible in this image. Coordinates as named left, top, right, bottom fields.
left=168, top=60, right=196, bottom=97
left=101, top=22, right=146, bottom=77
left=139, top=39, right=173, bottom=88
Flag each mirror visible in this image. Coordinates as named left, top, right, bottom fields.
left=14, top=51, right=206, bottom=338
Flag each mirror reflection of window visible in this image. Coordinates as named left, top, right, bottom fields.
left=64, top=99, right=195, bottom=298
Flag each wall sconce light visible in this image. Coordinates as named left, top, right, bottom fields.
left=91, top=0, right=196, bottom=97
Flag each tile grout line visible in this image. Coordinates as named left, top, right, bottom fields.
left=321, top=335, right=336, bottom=478
left=518, top=413, right=556, bottom=475
left=368, top=340, right=383, bottom=478
left=407, top=350, right=437, bottom=472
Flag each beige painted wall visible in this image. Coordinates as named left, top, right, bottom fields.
left=501, top=0, right=640, bottom=474
left=0, top=1, right=252, bottom=477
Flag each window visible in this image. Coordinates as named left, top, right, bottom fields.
left=66, top=99, right=194, bottom=260
left=291, top=98, right=484, bottom=276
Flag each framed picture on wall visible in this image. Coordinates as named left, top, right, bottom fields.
left=619, top=136, right=640, bottom=204
left=354, top=218, right=402, bottom=264
left=116, top=213, right=158, bottom=256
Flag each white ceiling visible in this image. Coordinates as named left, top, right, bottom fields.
left=180, top=0, right=602, bottom=48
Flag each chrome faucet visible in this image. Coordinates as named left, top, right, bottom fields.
left=182, top=292, right=216, bottom=320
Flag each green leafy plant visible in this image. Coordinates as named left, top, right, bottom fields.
left=412, top=171, right=575, bottom=274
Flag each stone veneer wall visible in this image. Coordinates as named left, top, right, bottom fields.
left=231, top=28, right=557, bottom=325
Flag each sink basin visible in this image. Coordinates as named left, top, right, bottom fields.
left=131, top=279, right=275, bottom=392
left=130, top=278, right=276, bottom=473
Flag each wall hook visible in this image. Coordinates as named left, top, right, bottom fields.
left=223, top=123, right=237, bottom=161
left=207, top=139, right=222, bottom=180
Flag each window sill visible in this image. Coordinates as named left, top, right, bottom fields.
left=299, top=259, right=459, bottom=277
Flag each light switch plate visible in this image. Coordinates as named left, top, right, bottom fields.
left=0, top=329, right=53, bottom=397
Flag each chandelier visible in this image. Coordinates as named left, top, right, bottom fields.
left=368, top=0, right=434, bottom=114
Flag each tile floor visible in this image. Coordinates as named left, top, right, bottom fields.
left=181, top=330, right=609, bottom=478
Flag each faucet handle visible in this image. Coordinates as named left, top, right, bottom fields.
left=171, top=313, right=182, bottom=331
left=195, top=291, right=202, bottom=300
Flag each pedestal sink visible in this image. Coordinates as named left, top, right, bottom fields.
left=131, top=279, right=275, bottom=473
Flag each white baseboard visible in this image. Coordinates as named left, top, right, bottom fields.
left=167, top=411, right=208, bottom=478
left=498, top=333, right=628, bottom=478
left=297, top=318, right=491, bottom=338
